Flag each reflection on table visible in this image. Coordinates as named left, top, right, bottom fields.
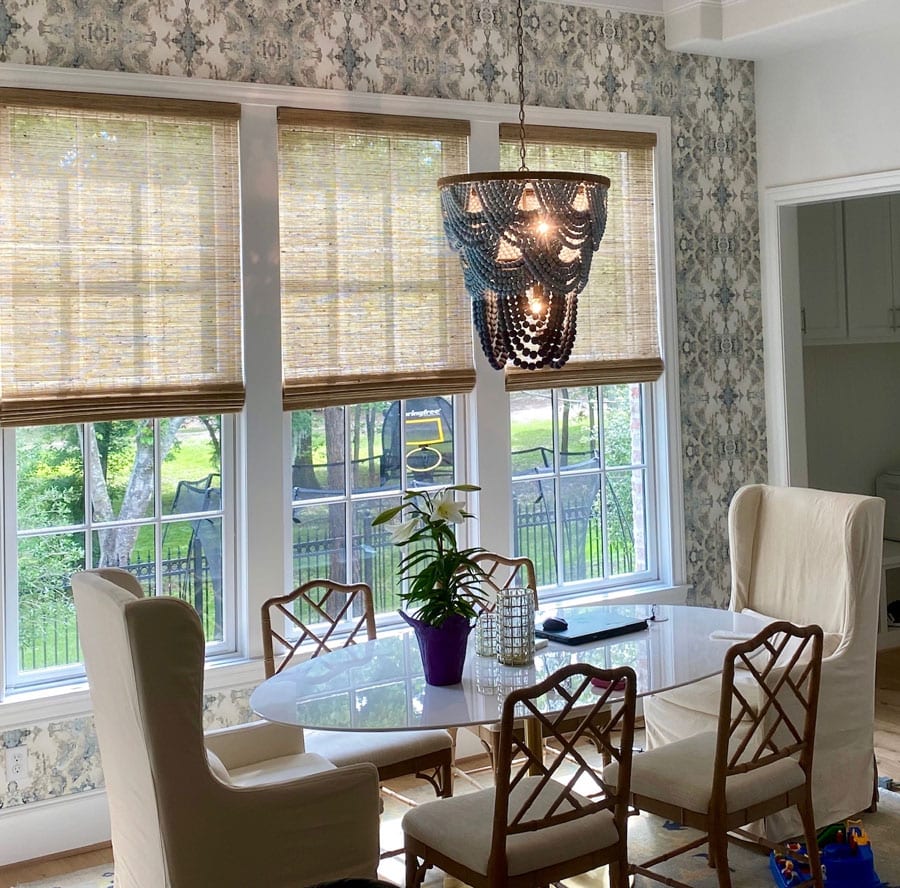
left=250, top=604, right=774, bottom=732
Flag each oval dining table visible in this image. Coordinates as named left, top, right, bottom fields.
left=250, top=603, right=774, bottom=760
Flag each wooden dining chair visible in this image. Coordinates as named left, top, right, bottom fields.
left=404, top=662, right=636, bottom=888
left=459, top=553, right=538, bottom=770
left=464, top=552, right=610, bottom=772
left=261, top=579, right=454, bottom=800
left=605, top=620, right=825, bottom=888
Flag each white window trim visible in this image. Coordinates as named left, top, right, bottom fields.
left=0, top=62, right=686, bottom=719
left=2, top=416, right=238, bottom=692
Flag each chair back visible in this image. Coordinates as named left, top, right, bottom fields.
left=728, top=484, right=883, bottom=638
left=490, top=663, right=636, bottom=882
left=72, top=568, right=209, bottom=888
left=713, top=620, right=824, bottom=804
left=470, top=552, right=538, bottom=612
left=261, top=579, right=376, bottom=677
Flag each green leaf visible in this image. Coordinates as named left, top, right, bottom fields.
left=371, top=505, right=404, bottom=526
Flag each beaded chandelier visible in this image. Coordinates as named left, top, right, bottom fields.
left=437, top=0, right=610, bottom=371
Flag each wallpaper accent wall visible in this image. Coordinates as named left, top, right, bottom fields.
left=0, top=1, right=763, bottom=813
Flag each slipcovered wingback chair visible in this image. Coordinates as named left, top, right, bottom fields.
left=643, top=484, right=885, bottom=839
left=72, top=568, right=381, bottom=888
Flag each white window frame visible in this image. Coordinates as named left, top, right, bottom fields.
left=508, top=383, right=658, bottom=596
left=285, top=395, right=469, bottom=634
left=2, top=417, right=238, bottom=692
left=0, top=63, right=685, bottom=718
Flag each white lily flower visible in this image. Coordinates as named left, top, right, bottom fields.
left=429, top=491, right=466, bottom=525
left=390, top=517, right=420, bottom=544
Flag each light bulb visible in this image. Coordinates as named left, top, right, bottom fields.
left=528, top=284, right=547, bottom=317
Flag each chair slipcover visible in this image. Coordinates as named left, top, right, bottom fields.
left=643, top=484, right=885, bottom=838
left=72, top=568, right=381, bottom=888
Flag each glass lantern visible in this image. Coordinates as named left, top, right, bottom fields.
left=474, top=610, right=497, bottom=657
left=496, top=586, right=535, bottom=666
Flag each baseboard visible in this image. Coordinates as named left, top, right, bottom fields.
left=0, top=791, right=110, bottom=867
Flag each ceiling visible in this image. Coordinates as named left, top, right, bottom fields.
left=571, top=0, right=900, bottom=59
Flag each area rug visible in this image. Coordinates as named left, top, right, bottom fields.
left=20, top=790, right=900, bottom=887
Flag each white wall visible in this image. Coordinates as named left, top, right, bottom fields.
left=756, top=26, right=900, bottom=190
left=803, top=344, right=900, bottom=494
left=756, top=25, right=900, bottom=485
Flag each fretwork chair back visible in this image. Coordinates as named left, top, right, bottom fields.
left=609, top=620, right=825, bottom=888
left=462, top=553, right=539, bottom=769
left=403, top=662, right=637, bottom=888
left=466, top=552, right=609, bottom=771
left=261, top=578, right=453, bottom=799
left=470, top=551, right=539, bottom=613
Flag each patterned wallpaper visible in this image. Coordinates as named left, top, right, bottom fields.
left=0, top=1, right=763, bottom=812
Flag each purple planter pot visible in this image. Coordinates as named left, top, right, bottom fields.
left=400, top=611, right=472, bottom=686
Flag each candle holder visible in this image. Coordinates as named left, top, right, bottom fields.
left=474, top=610, right=497, bottom=657
left=473, top=652, right=499, bottom=694
left=496, top=586, right=535, bottom=666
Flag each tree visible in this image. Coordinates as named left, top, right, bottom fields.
left=89, top=418, right=186, bottom=566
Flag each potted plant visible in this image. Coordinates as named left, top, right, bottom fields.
left=372, top=484, right=485, bottom=685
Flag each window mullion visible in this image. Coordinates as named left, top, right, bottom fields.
left=239, top=102, right=287, bottom=660
left=598, top=389, right=611, bottom=580
left=82, top=424, right=92, bottom=571
left=153, top=418, right=162, bottom=597
left=345, top=405, right=353, bottom=585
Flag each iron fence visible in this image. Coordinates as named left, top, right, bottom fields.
left=17, top=549, right=216, bottom=673
left=19, top=503, right=637, bottom=671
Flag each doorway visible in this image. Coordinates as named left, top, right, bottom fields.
left=760, top=170, right=900, bottom=486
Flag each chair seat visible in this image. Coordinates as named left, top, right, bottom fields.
left=305, top=727, right=452, bottom=770
left=603, top=732, right=805, bottom=816
left=402, top=775, right=619, bottom=877
left=226, top=751, right=336, bottom=787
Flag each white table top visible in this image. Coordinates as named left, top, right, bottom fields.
left=250, top=604, right=773, bottom=731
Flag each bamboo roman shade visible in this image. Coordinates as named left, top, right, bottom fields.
left=499, top=126, right=662, bottom=392
left=278, top=109, right=474, bottom=410
left=0, top=90, right=242, bottom=427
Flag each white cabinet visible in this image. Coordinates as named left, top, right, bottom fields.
left=800, top=195, right=900, bottom=345
left=798, top=202, right=847, bottom=343
left=844, top=195, right=900, bottom=341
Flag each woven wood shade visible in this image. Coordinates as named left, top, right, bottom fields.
left=499, top=125, right=663, bottom=391
left=0, top=90, right=243, bottom=427
left=278, top=109, right=474, bottom=410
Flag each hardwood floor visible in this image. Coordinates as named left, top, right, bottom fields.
left=876, top=646, right=900, bottom=784
left=3, top=646, right=900, bottom=888
left=0, top=847, right=113, bottom=888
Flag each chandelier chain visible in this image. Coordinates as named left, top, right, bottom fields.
left=516, top=0, right=527, bottom=171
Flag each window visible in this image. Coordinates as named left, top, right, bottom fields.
left=289, top=397, right=461, bottom=617
left=6, top=416, right=232, bottom=689
left=510, top=386, right=651, bottom=588
left=499, top=127, right=662, bottom=593
left=0, top=90, right=241, bottom=690
left=277, top=110, right=474, bottom=620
